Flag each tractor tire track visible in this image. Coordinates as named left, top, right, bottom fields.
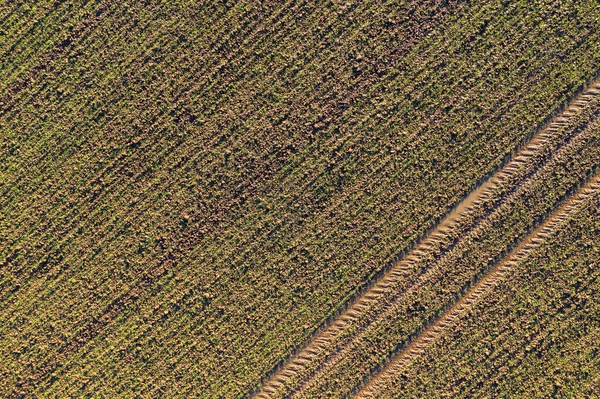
left=251, top=78, right=600, bottom=399
left=355, top=170, right=600, bottom=398
left=290, top=110, right=600, bottom=397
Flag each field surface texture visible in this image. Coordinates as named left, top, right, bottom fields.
left=1, top=1, right=599, bottom=398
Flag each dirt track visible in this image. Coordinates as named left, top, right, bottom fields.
left=356, top=170, right=600, bottom=398
left=251, top=79, right=600, bottom=399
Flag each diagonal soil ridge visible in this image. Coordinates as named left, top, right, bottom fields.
left=355, top=169, right=600, bottom=398
left=251, top=78, right=600, bottom=399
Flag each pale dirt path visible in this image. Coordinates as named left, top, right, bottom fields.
left=355, top=170, right=600, bottom=398
left=251, top=79, right=600, bottom=399
left=291, top=115, right=600, bottom=397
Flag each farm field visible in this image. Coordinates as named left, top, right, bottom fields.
left=1, top=1, right=600, bottom=398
